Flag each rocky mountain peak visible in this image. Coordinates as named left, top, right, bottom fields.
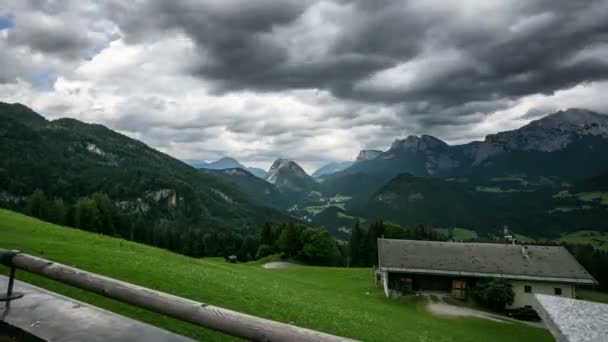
left=528, top=108, right=608, bottom=131
left=264, top=158, right=309, bottom=184
left=474, top=108, right=608, bottom=163
left=356, top=149, right=382, bottom=162
left=390, top=134, right=447, bottom=152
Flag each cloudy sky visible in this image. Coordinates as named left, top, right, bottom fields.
left=1, top=0, right=608, bottom=172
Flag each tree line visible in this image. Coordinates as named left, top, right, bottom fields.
left=12, top=189, right=608, bottom=287
left=12, top=189, right=346, bottom=265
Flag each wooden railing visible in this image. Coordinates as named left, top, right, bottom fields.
left=0, top=249, right=356, bottom=342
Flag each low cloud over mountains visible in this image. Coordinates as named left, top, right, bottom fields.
left=1, top=0, right=608, bottom=170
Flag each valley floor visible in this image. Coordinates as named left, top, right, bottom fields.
left=0, top=209, right=552, bottom=341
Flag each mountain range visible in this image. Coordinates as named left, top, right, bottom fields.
left=2, top=102, right=608, bottom=240
left=188, top=157, right=267, bottom=178
left=311, top=161, right=354, bottom=178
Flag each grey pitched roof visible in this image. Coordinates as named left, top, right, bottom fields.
left=378, top=239, right=597, bottom=285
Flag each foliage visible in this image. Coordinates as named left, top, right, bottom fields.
left=298, top=228, right=341, bottom=266
left=276, top=223, right=300, bottom=257
left=472, top=278, right=515, bottom=311
left=0, top=209, right=552, bottom=342
left=564, top=243, right=608, bottom=291
left=348, top=220, right=364, bottom=267
left=0, top=104, right=287, bottom=252
left=366, top=173, right=608, bottom=237
left=73, top=198, right=103, bottom=232
left=255, top=244, right=274, bottom=259
left=257, top=222, right=344, bottom=266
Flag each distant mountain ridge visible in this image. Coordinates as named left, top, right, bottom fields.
left=337, top=109, right=608, bottom=181
left=190, top=157, right=266, bottom=178
left=203, top=167, right=287, bottom=209
left=312, top=161, right=354, bottom=178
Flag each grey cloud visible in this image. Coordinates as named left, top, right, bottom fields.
left=3, top=0, right=608, bottom=168
left=106, top=0, right=608, bottom=118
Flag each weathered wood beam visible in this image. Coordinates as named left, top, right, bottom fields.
left=1, top=250, right=357, bottom=342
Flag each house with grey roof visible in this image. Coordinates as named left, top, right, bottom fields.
left=377, top=238, right=597, bottom=308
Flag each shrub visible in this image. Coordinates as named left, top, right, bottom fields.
left=472, top=278, right=514, bottom=311
left=256, top=244, right=274, bottom=259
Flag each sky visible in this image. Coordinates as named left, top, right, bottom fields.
left=1, top=0, right=608, bottom=172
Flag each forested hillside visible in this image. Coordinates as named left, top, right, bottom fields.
left=0, top=102, right=286, bottom=257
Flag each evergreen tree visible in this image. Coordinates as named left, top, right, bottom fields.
left=92, top=192, right=117, bottom=236
left=277, top=222, right=299, bottom=257
left=299, top=228, right=341, bottom=266
left=73, top=198, right=102, bottom=232
left=260, top=222, right=274, bottom=246
left=349, top=220, right=363, bottom=267
left=25, top=189, right=49, bottom=220
left=365, top=220, right=385, bottom=266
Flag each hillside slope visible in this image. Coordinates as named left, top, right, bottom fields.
left=367, top=174, right=608, bottom=236
left=0, top=209, right=551, bottom=342
left=0, top=102, right=282, bottom=231
left=203, top=168, right=288, bottom=209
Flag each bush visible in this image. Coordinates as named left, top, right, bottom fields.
left=472, top=278, right=514, bottom=311
left=256, top=244, right=274, bottom=259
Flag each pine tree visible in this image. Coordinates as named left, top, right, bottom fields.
left=349, top=220, right=363, bottom=267
left=277, top=223, right=299, bottom=257
left=25, top=189, right=49, bottom=220
left=73, top=198, right=102, bottom=232
left=260, top=222, right=274, bottom=246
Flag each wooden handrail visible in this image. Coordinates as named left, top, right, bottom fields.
left=0, top=249, right=357, bottom=342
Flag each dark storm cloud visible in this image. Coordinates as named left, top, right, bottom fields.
left=4, top=1, right=101, bottom=60
left=105, top=0, right=608, bottom=122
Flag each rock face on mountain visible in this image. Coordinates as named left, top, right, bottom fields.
left=356, top=150, right=382, bottom=162
left=312, top=161, right=354, bottom=178
left=265, top=159, right=319, bottom=195
left=470, top=109, right=608, bottom=165
left=338, top=109, right=608, bottom=182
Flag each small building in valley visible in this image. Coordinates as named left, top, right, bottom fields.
left=377, top=238, right=597, bottom=308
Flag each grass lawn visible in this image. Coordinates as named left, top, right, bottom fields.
left=514, top=234, right=536, bottom=243
left=0, top=209, right=552, bottom=341
left=453, top=228, right=478, bottom=241
left=303, top=205, right=327, bottom=214
left=558, top=230, right=608, bottom=251
left=577, top=289, right=608, bottom=304
left=475, top=186, right=505, bottom=193
left=435, top=228, right=478, bottom=241
left=576, top=192, right=608, bottom=205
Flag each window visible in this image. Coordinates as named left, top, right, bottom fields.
left=554, top=288, right=562, bottom=296
left=524, top=285, right=532, bottom=293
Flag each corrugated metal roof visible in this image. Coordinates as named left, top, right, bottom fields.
left=378, top=239, right=597, bottom=284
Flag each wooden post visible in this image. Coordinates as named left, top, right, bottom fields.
left=2, top=251, right=357, bottom=342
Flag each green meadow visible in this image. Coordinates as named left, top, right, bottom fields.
left=0, top=209, right=551, bottom=341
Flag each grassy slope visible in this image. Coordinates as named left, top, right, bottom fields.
left=558, top=230, right=608, bottom=251
left=0, top=209, right=551, bottom=342
left=578, top=289, right=608, bottom=304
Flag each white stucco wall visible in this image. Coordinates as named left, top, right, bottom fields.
left=509, top=280, right=575, bottom=308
